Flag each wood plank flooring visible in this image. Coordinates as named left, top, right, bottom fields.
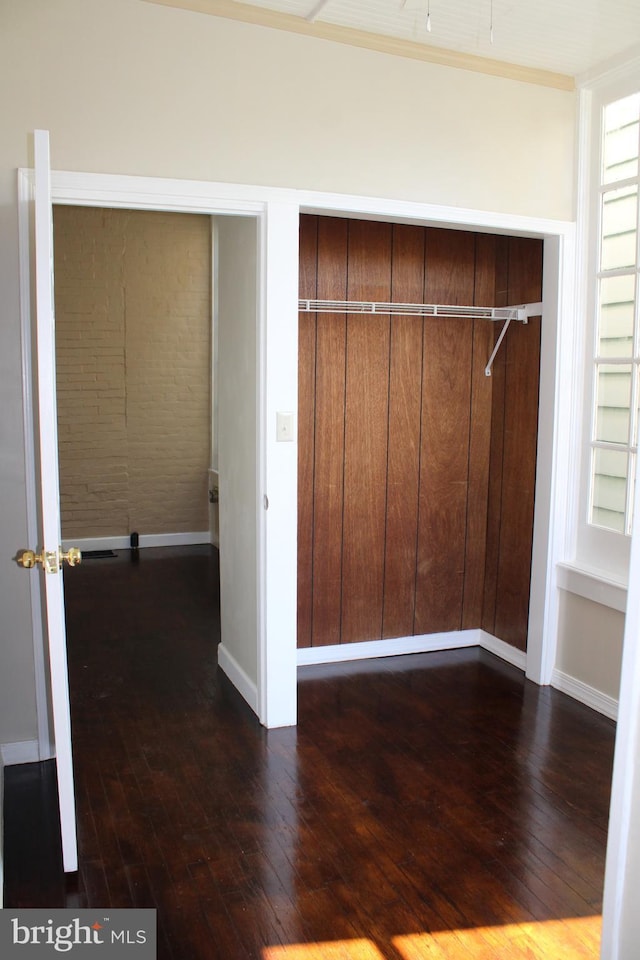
left=4, top=546, right=616, bottom=959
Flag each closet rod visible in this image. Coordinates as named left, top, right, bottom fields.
left=299, top=299, right=543, bottom=378
left=298, top=299, right=527, bottom=323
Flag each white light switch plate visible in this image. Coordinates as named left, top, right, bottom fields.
left=276, top=411, right=294, bottom=442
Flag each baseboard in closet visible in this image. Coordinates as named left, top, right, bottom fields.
left=478, top=630, right=527, bottom=671
left=296, top=630, right=619, bottom=721
left=297, top=629, right=524, bottom=668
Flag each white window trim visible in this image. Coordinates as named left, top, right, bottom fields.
left=572, top=66, right=640, bottom=589
left=556, top=561, right=627, bottom=613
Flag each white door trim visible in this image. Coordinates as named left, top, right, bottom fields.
left=526, top=228, right=578, bottom=685
left=31, top=132, right=78, bottom=872
left=259, top=200, right=300, bottom=727
left=18, top=172, right=274, bottom=741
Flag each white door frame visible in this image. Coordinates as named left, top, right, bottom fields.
left=298, top=193, right=574, bottom=688
left=18, top=170, right=302, bottom=737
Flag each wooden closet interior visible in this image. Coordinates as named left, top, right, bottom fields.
left=297, top=215, right=543, bottom=654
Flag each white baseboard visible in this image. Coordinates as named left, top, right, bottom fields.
left=296, top=630, right=617, bottom=721
left=298, top=629, right=484, bottom=666
left=218, top=644, right=258, bottom=714
left=61, top=532, right=211, bottom=552
left=1, top=739, right=40, bottom=766
left=478, top=630, right=528, bottom=671
left=297, top=628, right=530, bottom=672
left=297, top=630, right=620, bottom=720
left=551, top=669, right=618, bottom=720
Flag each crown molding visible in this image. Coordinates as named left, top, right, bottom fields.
left=143, top=0, right=574, bottom=91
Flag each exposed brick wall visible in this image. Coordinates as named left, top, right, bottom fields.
left=54, top=207, right=211, bottom=539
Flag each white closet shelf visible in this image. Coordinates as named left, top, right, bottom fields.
left=298, top=299, right=528, bottom=322
left=298, top=299, right=543, bottom=377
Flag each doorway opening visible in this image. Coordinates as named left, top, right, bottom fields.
left=20, top=177, right=266, bottom=772
left=51, top=206, right=225, bottom=815
left=53, top=206, right=215, bottom=559
left=48, top=201, right=263, bottom=720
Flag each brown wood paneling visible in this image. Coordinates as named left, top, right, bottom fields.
left=311, top=217, right=349, bottom=646
left=382, top=225, right=425, bottom=639
left=462, top=234, right=496, bottom=628
left=415, top=230, right=475, bottom=633
left=297, top=216, right=318, bottom=648
left=494, top=237, right=543, bottom=649
left=298, top=217, right=543, bottom=652
left=423, top=228, right=476, bottom=305
left=482, top=235, right=509, bottom=635
left=341, top=220, right=392, bottom=644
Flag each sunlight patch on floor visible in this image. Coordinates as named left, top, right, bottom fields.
left=263, top=915, right=602, bottom=960
left=263, top=939, right=386, bottom=959
left=394, top=914, right=601, bottom=958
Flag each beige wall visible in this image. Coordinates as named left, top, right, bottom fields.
left=54, top=207, right=211, bottom=540
left=0, top=0, right=575, bottom=746
left=1, top=0, right=576, bottom=219
left=556, top=590, right=624, bottom=701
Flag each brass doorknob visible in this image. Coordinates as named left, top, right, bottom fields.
left=17, top=548, right=57, bottom=572
left=17, top=546, right=82, bottom=572
left=60, top=547, right=82, bottom=567
left=17, top=549, right=41, bottom=569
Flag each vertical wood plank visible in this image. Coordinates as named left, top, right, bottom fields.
left=482, top=236, right=509, bottom=635
left=341, top=220, right=392, bottom=644
left=494, top=238, right=543, bottom=650
left=297, top=216, right=318, bottom=648
left=415, top=230, right=475, bottom=633
left=311, top=218, right=349, bottom=646
left=462, top=234, right=496, bottom=628
left=383, top=225, right=425, bottom=639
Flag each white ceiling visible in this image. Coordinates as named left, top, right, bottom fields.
left=218, top=0, right=640, bottom=81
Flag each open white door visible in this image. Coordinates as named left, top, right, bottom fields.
left=19, top=130, right=78, bottom=872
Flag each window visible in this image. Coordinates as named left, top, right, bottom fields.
left=590, top=93, right=640, bottom=537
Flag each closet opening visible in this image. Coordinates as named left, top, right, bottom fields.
left=297, top=215, right=543, bottom=663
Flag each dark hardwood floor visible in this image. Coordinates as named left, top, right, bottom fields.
left=4, top=546, right=616, bottom=959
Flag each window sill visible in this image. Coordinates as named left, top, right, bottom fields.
left=556, top=562, right=627, bottom=614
